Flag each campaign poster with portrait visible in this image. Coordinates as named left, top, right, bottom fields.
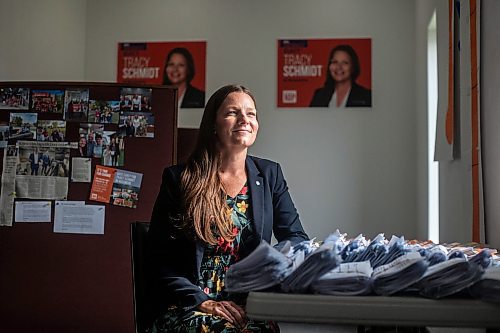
left=277, top=38, right=372, bottom=108
left=117, top=41, right=206, bottom=108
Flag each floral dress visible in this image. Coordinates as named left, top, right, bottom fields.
left=152, top=184, right=279, bottom=333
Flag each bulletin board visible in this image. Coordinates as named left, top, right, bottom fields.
left=0, top=82, right=177, bottom=333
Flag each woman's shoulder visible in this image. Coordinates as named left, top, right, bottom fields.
left=247, top=155, right=282, bottom=175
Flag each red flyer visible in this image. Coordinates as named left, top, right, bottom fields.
left=277, top=38, right=372, bottom=108
left=89, top=165, right=117, bottom=203
left=117, top=41, right=206, bottom=108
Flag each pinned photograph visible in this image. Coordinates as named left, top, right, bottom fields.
left=36, top=120, right=66, bottom=142
left=17, top=144, right=70, bottom=177
left=79, top=123, right=104, bottom=158
left=0, top=88, right=30, bottom=110
left=102, top=131, right=124, bottom=167
left=9, top=112, right=37, bottom=140
left=111, top=169, right=143, bottom=209
left=0, top=125, right=9, bottom=148
left=88, top=100, right=120, bottom=124
left=64, top=89, right=89, bottom=122
left=119, top=87, right=152, bottom=112
left=31, top=90, right=65, bottom=113
left=118, top=112, right=154, bottom=138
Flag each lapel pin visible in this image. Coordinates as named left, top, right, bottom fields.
left=256, top=181, right=260, bottom=186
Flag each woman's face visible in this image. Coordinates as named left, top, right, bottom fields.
left=215, top=92, right=259, bottom=153
left=165, top=53, right=188, bottom=86
left=329, top=50, right=353, bottom=84
left=79, top=137, right=86, bottom=147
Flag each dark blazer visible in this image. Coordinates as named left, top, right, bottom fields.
left=180, top=84, right=205, bottom=108
left=309, top=82, right=372, bottom=107
left=147, top=156, right=308, bottom=314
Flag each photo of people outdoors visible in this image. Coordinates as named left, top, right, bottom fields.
left=88, top=100, right=120, bottom=124
left=277, top=38, right=371, bottom=108
left=79, top=123, right=104, bottom=158
left=119, top=87, right=152, bottom=112
left=118, top=112, right=154, bottom=138
left=36, top=120, right=66, bottom=142
left=64, top=89, right=89, bottom=122
left=16, top=146, right=70, bottom=177
left=9, top=112, right=37, bottom=140
left=31, top=90, right=64, bottom=113
left=102, top=131, right=124, bottom=167
left=0, top=88, right=30, bottom=110
left=117, top=41, right=206, bottom=109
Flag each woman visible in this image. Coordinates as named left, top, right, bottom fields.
left=309, top=44, right=372, bottom=107
left=77, top=136, right=88, bottom=157
left=110, top=137, right=120, bottom=166
left=162, top=47, right=205, bottom=108
left=148, top=84, right=308, bottom=332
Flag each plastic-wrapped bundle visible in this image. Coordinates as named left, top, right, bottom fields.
left=469, top=266, right=500, bottom=302
left=340, top=234, right=368, bottom=262
left=372, top=252, right=428, bottom=296
left=281, top=242, right=339, bottom=293
left=469, top=249, right=493, bottom=269
left=425, top=245, right=448, bottom=266
left=312, top=260, right=373, bottom=296
left=415, top=258, right=484, bottom=299
left=371, top=236, right=410, bottom=269
left=353, top=234, right=387, bottom=265
left=225, top=241, right=292, bottom=292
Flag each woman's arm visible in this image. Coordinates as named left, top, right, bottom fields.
left=147, top=166, right=210, bottom=312
left=271, top=163, right=309, bottom=248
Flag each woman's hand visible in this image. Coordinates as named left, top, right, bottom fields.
left=198, top=300, right=247, bottom=328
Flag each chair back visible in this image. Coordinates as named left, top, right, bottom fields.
left=130, top=222, right=152, bottom=333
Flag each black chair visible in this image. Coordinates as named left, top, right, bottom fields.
left=130, top=222, right=153, bottom=333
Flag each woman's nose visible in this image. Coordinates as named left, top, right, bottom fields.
left=238, top=114, right=249, bottom=124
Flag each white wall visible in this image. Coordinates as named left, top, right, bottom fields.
left=480, top=0, right=500, bottom=249
left=83, top=0, right=418, bottom=240
left=1, top=0, right=422, bottom=241
left=0, top=0, right=87, bottom=81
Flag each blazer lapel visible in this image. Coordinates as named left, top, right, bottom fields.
left=246, top=157, right=264, bottom=240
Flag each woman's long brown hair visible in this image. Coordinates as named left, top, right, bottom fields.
left=180, top=84, right=256, bottom=244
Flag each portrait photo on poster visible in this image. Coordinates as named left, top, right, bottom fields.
left=277, top=38, right=372, bottom=109
left=117, top=41, right=206, bottom=109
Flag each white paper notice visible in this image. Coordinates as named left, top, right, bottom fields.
left=15, top=201, right=52, bottom=222
left=53, top=201, right=105, bottom=235
left=71, top=157, right=92, bottom=182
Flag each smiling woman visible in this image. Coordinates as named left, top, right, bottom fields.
left=162, top=47, right=205, bottom=108
left=309, top=44, right=372, bottom=108
left=147, top=84, right=309, bottom=332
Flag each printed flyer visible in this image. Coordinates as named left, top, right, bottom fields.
left=89, top=165, right=116, bottom=203
left=116, top=41, right=206, bottom=108
left=277, top=38, right=372, bottom=108
left=111, top=169, right=143, bottom=209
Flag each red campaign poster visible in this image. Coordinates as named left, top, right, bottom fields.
left=89, top=165, right=117, bottom=203
left=277, top=38, right=372, bottom=108
left=117, top=41, right=206, bottom=108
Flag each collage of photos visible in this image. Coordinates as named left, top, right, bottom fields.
left=0, top=85, right=154, bottom=222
